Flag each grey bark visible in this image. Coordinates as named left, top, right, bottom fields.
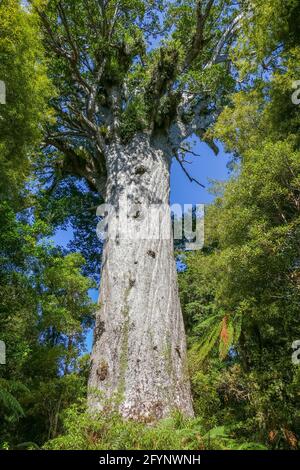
left=88, top=135, right=194, bottom=421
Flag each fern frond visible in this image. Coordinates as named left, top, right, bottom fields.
left=194, top=321, right=222, bottom=363
left=0, top=379, right=25, bottom=420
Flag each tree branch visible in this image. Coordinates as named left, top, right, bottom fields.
left=175, top=153, right=205, bottom=188
left=168, top=94, right=214, bottom=147
left=46, top=137, right=107, bottom=194
left=36, top=9, right=91, bottom=94
left=204, top=12, right=245, bottom=69
left=183, top=0, right=215, bottom=70
left=179, top=146, right=202, bottom=157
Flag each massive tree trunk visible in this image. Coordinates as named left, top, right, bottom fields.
left=88, top=135, right=194, bottom=421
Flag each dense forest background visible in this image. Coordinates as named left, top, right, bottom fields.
left=0, top=0, right=300, bottom=450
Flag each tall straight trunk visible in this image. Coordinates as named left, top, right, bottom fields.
left=88, top=135, right=194, bottom=421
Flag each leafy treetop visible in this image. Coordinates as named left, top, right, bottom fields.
left=32, top=0, right=247, bottom=195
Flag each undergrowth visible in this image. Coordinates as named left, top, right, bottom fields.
left=44, top=403, right=267, bottom=450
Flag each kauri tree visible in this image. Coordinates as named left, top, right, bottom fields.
left=32, top=0, right=249, bottom=420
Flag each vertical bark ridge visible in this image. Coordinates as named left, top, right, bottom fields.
left=88, top=135, right=194, bottom=421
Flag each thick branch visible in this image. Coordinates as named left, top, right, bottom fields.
left=204, top=12, right=245, bottom=69
left=168, top=94, right=214, bottom=148
left=183, top=0, right=215, bottom=70
left=37, top=9, right=91, bottom=94
left=46, top=137, right=107, bottom=195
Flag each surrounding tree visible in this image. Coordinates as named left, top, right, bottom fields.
left=0, top=0, right=95, bottom=448
left=0, top=209, right=95, bottom=445
left=0, top=0, right=52, bottom=198
left=179, top=0, right=300, bottom=448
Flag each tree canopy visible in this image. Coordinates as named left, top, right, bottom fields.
left=31, top=0, right=247, bottom=195
left=0, top=0, right=52, bottom=198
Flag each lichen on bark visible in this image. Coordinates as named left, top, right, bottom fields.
left=88, top=136, right=194, bottom=421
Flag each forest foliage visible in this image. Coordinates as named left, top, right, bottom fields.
left=0, top=0, right=299, bottom=450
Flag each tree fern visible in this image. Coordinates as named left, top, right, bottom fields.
left=193, top=321, right=222, bottom=363
left=192, top=312, right=243, bottom=363
left=0, top=378, right=28, bottom=421
left=203, top=426, right=267, bottom=450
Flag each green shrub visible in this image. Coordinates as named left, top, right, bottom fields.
left=44, top=402, right=266, bottom=450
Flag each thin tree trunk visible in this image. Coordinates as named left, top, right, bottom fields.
left=88, top=135, right=194, bottom=421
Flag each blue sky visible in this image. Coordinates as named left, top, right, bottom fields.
left=54, top=140, right=232, bottom=352
left=170, top=140, right=231, bottom=205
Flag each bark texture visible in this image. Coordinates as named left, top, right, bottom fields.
left=88, top=136, right=194, bottom=421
